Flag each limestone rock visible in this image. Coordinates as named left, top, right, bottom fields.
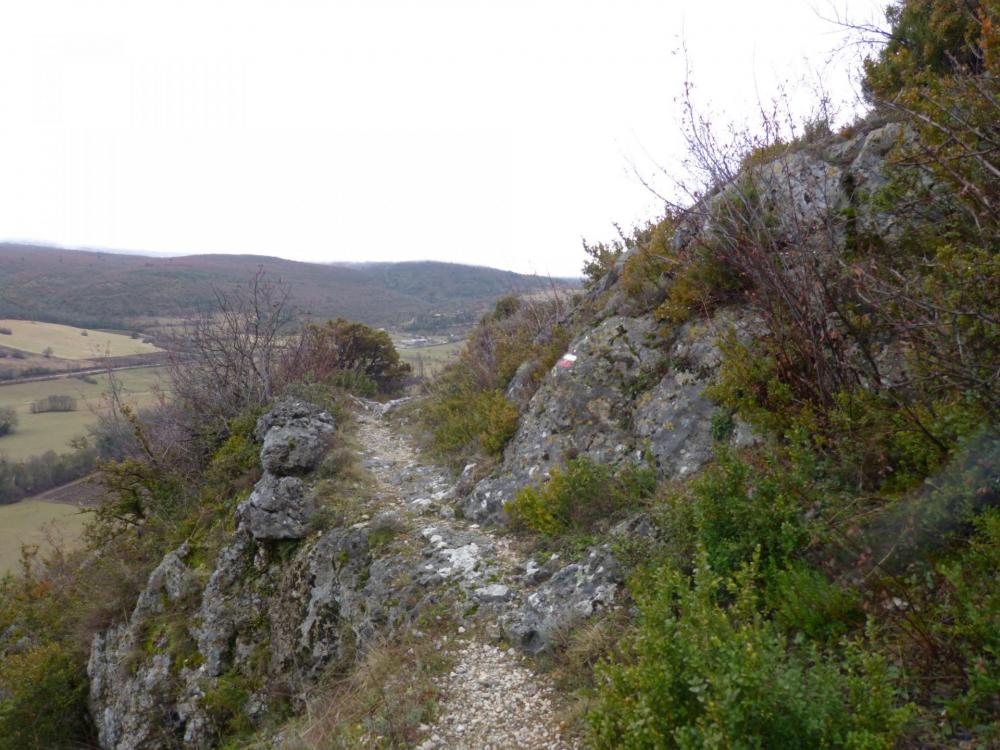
left=237, top=473, right=313, bottom=541
left=635, top=308, right=762, bottom=479
left=504, top=359, right=539, bottom=411
left=475, top=583, right=511, bottom=603
left=504, top=546, right=622, bottom=654
left=256, top=399, right=335, bottom=476
left=88, top=544, right=199, bottom=750
left=462, top=309, right=758, bottom=524
left=233, top=399, right=337, bottom=541
left=462, top=315, right=662, bottom=522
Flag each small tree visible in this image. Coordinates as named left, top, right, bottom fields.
left=282, top=318, right=411, bottom=395
left=0, top=406, right=18, bottom=436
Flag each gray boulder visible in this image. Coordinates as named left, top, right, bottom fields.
left=635, top=308, right=762, bottom=479
left=234, top=400, right=338, bottom=541
left=237, top=473, right=313, bottom=541
left=256, top=399, right=335, bottom=476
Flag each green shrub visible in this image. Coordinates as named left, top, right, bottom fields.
left=476, top=391, right=520, bottom=455
left=491, top=294, right=522, bottom=320
left=0, top=642, right=91, bottom=750
left=507, top=457, right=656, bottom=536
left=767, top=564, right=865, bottom=643
left=282, top=318, right=411, bottom=395
left=655, top=244, right=744, bottom=324
left=929, top=509, right=1000, bottom=742
left=705, top=328, right=809, bottom=437
left=706, top=330, right=982, bottom=494
left=709, top=409, right=735, bottom=442
left=199, top=410, right=264, bottom=510
left=582, top=238, right=624, bottom=289
left=655, top=453, right=810, bottom=577
left=202, top=671, right=255, bottom=738
left=427, top=388, right=518, bottom=458
left=739, top=138, right=791, bottom=170
left=617, top=221, right=676, bottom=309
left=863, top=0, right=988, bottom=100
left=420, top=295, right=565, bottom=464
left=607, top=216, right=747, bottom=325
left=589, top=555, right=912, bottom=749
left=586, top=219, right=681, bottom=299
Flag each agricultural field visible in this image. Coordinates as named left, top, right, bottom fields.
left=0, top=319, right=159, bottom=359
left=0, top=368, right=167, bottom=461
left=0, top=497, right=88, bottom=574
left=396, top=339, right=464, bottom=377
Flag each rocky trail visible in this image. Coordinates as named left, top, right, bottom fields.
left=352, top=398, right=581, bottom=750
left=87, top=397, right=617, bottom=750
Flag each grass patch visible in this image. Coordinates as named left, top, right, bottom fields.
left=0, top=319, right=160, bottom=360
left=396, top=340, right=464, bottom=378
left=0, top=367, right=166, bottom=461
left=280, top=631, right=452, bottom=749
left=0, top=499, right=88, bottom=574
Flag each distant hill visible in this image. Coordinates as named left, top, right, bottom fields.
left=0, top=244, right=576, bottom=332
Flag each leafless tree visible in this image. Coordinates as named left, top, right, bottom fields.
left=167, top=267, right=293, bottom=432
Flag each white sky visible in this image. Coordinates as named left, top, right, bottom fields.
left=0, top=1, right=887, bottom=277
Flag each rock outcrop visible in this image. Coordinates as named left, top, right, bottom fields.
left=462, top=119, right=918, bottom=525
left=88, top=545, right=201, bottom=750
left=255, top=399, right=336, bottom=476
left=88, top=399, right=583, bottom=749
left=674, top=120, right=915, bottom=253
left=88, top=401, right=393, bottom=750
left=236, top=400, right=335, bottom=541
left=462, top=308, right=760, bottom=523
left=504, top=546, right=622, bottom=654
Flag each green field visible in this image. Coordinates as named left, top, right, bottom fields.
left=0, top=368, right=167, bottom=461
left=398, top=341, right=464, bottom=377
left=0, top=319, right=160, bottom=359
left=0, top=499, right=88, bottom=574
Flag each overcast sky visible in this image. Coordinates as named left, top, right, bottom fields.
left=0, top=1, right=888, bottom=277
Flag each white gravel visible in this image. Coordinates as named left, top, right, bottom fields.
left=354, top=399, right=581, bottom=750
left=417, top=641, right=579, bottom=750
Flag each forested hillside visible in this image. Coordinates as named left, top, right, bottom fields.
left=0, top=244, right=570, bottom=332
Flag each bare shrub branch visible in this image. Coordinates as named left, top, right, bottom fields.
left=166, top=267, right=293, bottom=432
